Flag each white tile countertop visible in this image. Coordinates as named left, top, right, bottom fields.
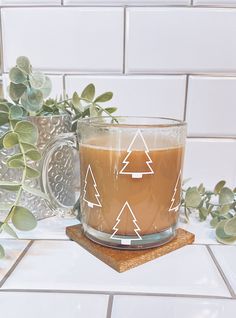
left=0, top=215, right=236, bottom=318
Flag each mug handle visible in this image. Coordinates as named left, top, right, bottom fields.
left=40, top=132, right=81, bottom=219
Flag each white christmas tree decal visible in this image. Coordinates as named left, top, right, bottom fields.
left=110, top=201, right=142, bottom=245
left=83, top=165, right=102, bottom=208
left=119, top=129, right=154, bottom=179
left=169, top=170, right=181, bottom=213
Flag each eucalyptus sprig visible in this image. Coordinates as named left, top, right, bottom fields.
left=6, top=56, right=117, bottom=122
left=182, top=181, right=236, bottom=244
left=40, top=84, right=118, bottom=131
left=0, top=56, right=117, bottom=258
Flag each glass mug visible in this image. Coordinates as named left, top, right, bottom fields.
left=42, top=117, right=187, bottom=249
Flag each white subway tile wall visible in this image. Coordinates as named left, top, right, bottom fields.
left=193, top=0, right=236, bottom=6
left=65, top=75, right=186, bottom=118
left=112, top=296, right=236, bottom=318
left=184, top=139, right=236, bottom=188
left=186, top=76, right=236, bottom=137
left=64, top=0, right=191, bottom=5
left=126, top=7, right=236, bottom=74
left=1, top=8, right=124, bottom=72
left=0, top=0, right=61, bottom=5
left=0, top=292, right=109, bottom=318
left=2, top=242, right=230, bottom=296
left=0, top=2, right=235, bottom=187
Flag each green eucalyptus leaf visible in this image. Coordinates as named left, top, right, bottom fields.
left=9, top=105, right=23, bottom=119
left=45, top=98, right=55, bottom=106
left=16, top=56, right=31, bottom=74
left=27, top=88, right=44, bottom=111
left=42, top=104, right=54, bottom=113
left=210, top=217, right=220, bottom=228
left=21, top=142, right=37, bottom=152
left=197, top=183, right=205, bottom=195
left=7, top=153, right=23, bottom=163
left=22, top=184, right=49, bottom=201
left=72, top=92, right=83, bottom=111
left=218, top=204, right=231, bottom=215
left=40, top=76, right=52, bottom=98
left=21, top=91, right=34, bottom=112
left=0, top=103, right=9, bottom=113
left=89, top=104, right=99, bottom=117
left=9, top=67, right=27, bottom=84
left=3, top=132, right=19, bottom=148
left=9, top=82, right=27, bottom=102
left=215, top=220, right=236, bottom=244
left=199, top=207, right=209, bottom=220
left=185, top=187, right=202, bottom=208
left=25, top=149, right=41, bottom=161
left=0, top=244, right=5, bottom=259
left=3, top=223, right=18, bottom=238
left=0, top=181, right=21, bottom=191
left=14, top=121, right=38, bottom=144
left=26, top=166, right=40, bottom=178
left=224, top=216, right=236, bottom=236
left=7, top=159, right=25, bottom=168
left=104, top=107, right=117, bottom=114
left=0, top=111, right=9, bottom=126
left=12, top=206, right=37, bottom=231
left=0, top=135, right=4, bottom=150
left=219, top=187, right=234, bottom=205
left=94, top=91, right=113, bottom=103
left=29, top=71, right=45, bottom=89
left=81, top=84, right=95, bottom=101
left=214, top=180, right=226, bottom=194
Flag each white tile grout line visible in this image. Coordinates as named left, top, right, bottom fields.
left=0, top=240, right=34, bottom=288
left=0, top=238, right=222, bottom=245
left=0, top=288, right=234, bottom=300
left=62, top=74, right=66, bottom=98
left=106, top=294, right=114, bottom=318
left=0, top=240, right=235, bottom=299
left=183, top=74, right=189, bottom=121
left=187, top=136, right=236, bottom=140
left=206, top=245, right=236, bottom=298
left=0, top=238, right=73, bottom=241
left=0, top=8, right=5, bottom=74
left=4, top=71, right=236, bottom=78
left=122, top=6, right=127, bottom=74
left=1, top=5, right=236, bottom=9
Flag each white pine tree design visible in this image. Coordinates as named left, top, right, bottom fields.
left=169, top=170, right=181, bottom=213
left=83, top=165, right=102, bottom=208
left=119, top=129, right=154, bottom=179
left=110, top=201, right=142, bottom=245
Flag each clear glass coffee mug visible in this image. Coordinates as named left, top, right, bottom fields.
left=41, top=117, right=187, bottom=249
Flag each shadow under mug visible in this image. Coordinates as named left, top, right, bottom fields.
left=41, top=116, right=187, bottom=250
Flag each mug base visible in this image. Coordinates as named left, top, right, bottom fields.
left=83, top=224, right=177, bottom=250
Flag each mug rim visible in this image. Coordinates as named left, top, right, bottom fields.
left=77, top=116, right=187, bottom=128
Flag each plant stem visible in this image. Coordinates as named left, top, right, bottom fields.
left=94, top=103, right=118, bottom=123
left=55, top=97, right=118, bottom=122
left=0, top=120, right=27, bottom=231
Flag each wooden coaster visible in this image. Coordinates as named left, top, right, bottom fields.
left=66, top=225, right=195, bottom=273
